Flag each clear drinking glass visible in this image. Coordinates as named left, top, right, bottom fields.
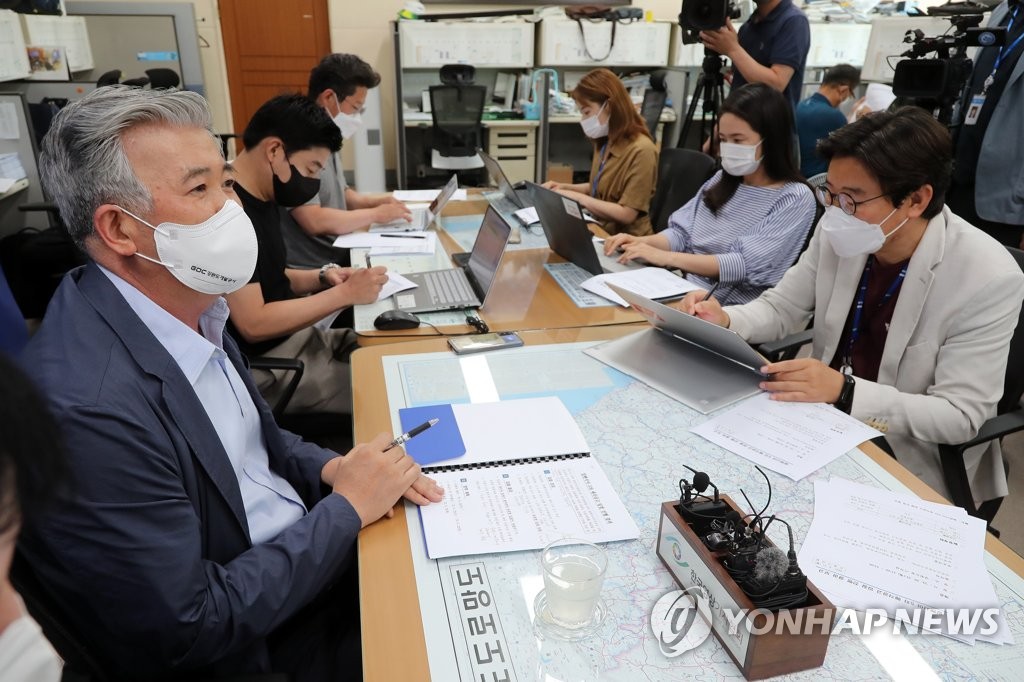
left=535, top=538, right=608, bottom=640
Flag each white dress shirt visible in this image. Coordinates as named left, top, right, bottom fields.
left=100, top=266, right=306, bottom=544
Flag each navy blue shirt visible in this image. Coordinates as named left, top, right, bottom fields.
left=795, top=92, right=847, bottom=177
left=732, top=0, right=811, bottom=110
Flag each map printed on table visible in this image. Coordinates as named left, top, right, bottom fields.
left=441, top=205, right=551, bottom=253
left=381, top=342, right=1024, bottom=681
left=543, top=263, right=617, bottom=308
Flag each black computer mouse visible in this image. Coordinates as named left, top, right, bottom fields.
left=373, top=309, right=421, bottom=330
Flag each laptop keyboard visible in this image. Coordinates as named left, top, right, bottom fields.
left=423, top=269, right=476, bottom=305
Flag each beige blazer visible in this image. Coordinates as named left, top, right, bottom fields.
left=727, top=207, right=1024, bottom=502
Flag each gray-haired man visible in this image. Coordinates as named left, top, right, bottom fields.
left=19, top=86, right=442, bottom=681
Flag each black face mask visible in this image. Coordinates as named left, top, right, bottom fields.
left=271, top=161, right=321, bottom=207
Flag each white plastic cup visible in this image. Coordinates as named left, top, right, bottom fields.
left=541, top=539, right=607, bottom=629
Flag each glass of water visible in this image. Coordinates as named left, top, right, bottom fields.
left=535, top=538, right=608, bottom=640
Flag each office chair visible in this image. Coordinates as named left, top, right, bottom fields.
left=640, top=87, right=668, bottom=138
left=648, top=148, right=716, bottom=232
left=429, top=64, right=486, bottom=173
left=95, top=69, right=121, bottom=87
left=145, top=68, right=181, bottom=89
left=937, top=246, right=1024, bottom=529
left=247, top=356, right=353, bottom=452
left=805, top=171, right=828, bottom=188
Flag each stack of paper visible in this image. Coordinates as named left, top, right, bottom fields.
left=332, top=231, right=437, bottom=256
left=690, top=393, right=882, bottom=480
left=580, top=267, right=701, bottom=307
left=800, top=477, right=1012, bottom=645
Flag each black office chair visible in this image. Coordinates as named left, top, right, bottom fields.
left=640, top=87, right=668, bottom=138
left=145, top=68, right=181, bottom=89
left=247, top=356, right=353, bottom=452
left=648, top=148, right=716, bottom=232
left=95, top=69, right=121, bottom=87
left=938, top=246, right=1024, bottom=527
left=429, top=64, right=486, bottom=175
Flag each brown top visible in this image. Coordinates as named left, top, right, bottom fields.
left=588, top=133, right=657, bottom=237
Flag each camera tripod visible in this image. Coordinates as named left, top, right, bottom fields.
left=678, top=48, right=727, bottom=151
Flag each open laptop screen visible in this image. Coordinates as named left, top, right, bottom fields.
left=467, top=207, right=512, bottom=299
left=478, top=149, right=523, bottom=209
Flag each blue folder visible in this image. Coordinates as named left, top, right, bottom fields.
left=398, top=404, right=467, bottom=465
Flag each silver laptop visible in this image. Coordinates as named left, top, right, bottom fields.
left=370, top=174, right=458, bottom=232
left=394, top=206, right=512, bottom=314
left=478, top=149, right=531, bottom=210
left=584, top=283, right=767, bottom=413
left=526, top=182, right=639, bottom=276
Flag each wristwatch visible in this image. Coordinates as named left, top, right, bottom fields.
left=834, top=373, right=856, bottom=414
left=318, top=262, right=341, bottom=287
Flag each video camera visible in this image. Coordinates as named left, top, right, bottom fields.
left=679, top=0, right=742, bottom=45
left=892, top=7, right=1005, bottom=123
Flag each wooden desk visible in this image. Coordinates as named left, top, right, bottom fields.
left=354, top=328, right=1024, bottom=681
left=354, top=197, right=644, bottom=346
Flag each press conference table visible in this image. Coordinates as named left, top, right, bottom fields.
left=352, top=326, right=1024, bottom=682
left=353, top=195, right=644, bottom=345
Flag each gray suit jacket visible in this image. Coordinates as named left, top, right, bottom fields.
left=727, top=207, right=1024, bottom=502
left=976, top=2, right=1024, bottom=224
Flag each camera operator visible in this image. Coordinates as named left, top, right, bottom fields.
left=947, top=0, right=1024, bottom=247
left=699, top=0, right=811, bottom=110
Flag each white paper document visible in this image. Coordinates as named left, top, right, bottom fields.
left=689, top=393, right=881, bottom=479
left=580, top=267, right=702, bottom=307
left=377, top=272, right=418, bottom=301
left=0, top=177, right=15, bottom=193
left=393, top=188, right=468, bottom=202
left=800, top=478, right=1011, bottom=645
left=332, top=230, right=437, bottom=256
left=512, top=206, right=540, bottom=226
left=419, top=455, right=639, bottom=559
left=416, top=396, right=639, bottom=558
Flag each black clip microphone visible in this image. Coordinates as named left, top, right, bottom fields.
left=678, top=465, right=728, bottom=533
left=685, top=465, right=720, bottom=503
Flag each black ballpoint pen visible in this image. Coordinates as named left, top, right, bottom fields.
left=383, top=418, right=439, bottom=451
left=380, top=233, right=427, bottom=239
left=701, top=281, right=721, bottom=303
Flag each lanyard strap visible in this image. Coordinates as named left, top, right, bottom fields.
left=591, top=143, right=609, bottom=197
left=842, top=257, right=907, bottom=373
left=987, top=7, right=1024, bottom=90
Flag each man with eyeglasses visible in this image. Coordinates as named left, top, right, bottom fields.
left=279, top=53, right=411, bottom=269
left=682, top=107, right=1024, bottom=509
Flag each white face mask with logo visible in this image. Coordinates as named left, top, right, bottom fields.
left=580, top=103, right=609, bottom=139
left=719, top=140, right=763, bottom=176
left=333, top=110, right=363, bottom=140
left=121, top=199, right=258, bottom=295
left=820, top=205, right=909, bottom=259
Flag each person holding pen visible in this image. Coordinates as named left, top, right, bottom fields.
left=680, top=107, right=1024, bottom=511
left=18, top=85, right=442, bottom=681
left=542, top=68, right=658, bottom=237
left=604, top=84, right=816, bottom=305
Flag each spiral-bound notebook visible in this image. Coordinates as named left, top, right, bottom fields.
left=408, top=397, right=640, bottom=559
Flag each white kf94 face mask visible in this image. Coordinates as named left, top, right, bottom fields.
left=719, top=140, right=763, bottom=176
left=819, top=205, right=909, bottom=259
left=334, top=110, right=363, bottom=139
left=121, top=199, right=258, bottom=295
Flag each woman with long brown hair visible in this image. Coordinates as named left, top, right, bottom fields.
left=542, top=68, right=658, bottom=236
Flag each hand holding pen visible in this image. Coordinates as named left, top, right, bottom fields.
left=383, top=418, right=439, bottom=451
left=679, top=282, right=729, bottom=327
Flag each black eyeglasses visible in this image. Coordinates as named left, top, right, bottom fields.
left=814, top=186, right=889, bottom=216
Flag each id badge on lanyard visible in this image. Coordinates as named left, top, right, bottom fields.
left=968, top=7, right=1024, bottom=126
